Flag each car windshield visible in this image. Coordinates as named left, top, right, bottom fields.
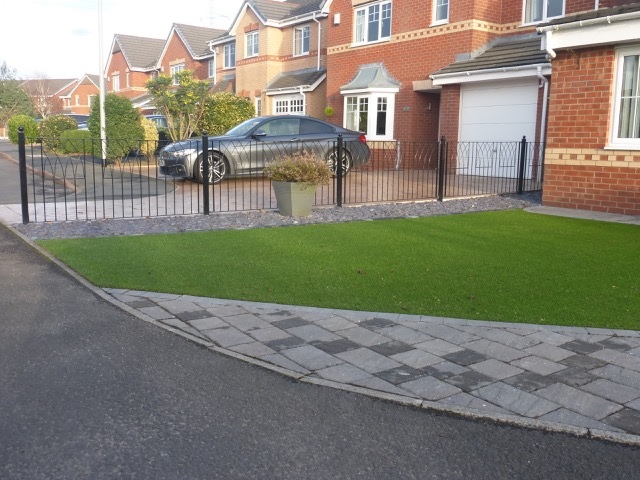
left=225, top=117, right=264, bottom=137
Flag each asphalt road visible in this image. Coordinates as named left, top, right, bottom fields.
left=1, top=227, right=639, bottom=479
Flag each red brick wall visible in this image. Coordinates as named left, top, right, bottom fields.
left=159, top=33, right=211, bottom=80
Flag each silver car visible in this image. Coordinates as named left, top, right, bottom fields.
left=158, top=115, right=371, bottom=184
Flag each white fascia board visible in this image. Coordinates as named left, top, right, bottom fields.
left=545, top=18, right=640, bottom=49
left=266, top=73, right=327, bottom=95
left=340, top=87, right=400, bottom=95
left=431, top=64, right=551, bottom=86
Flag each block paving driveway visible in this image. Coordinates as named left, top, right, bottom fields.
left=107, top=288, right=640, bottom=441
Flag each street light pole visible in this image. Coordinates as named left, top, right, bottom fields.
left=98, top=0, right=107, bottom=165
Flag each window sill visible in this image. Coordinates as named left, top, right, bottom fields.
left=429, top=20, right=449, bottom=27
left=293, top=52, right=310, bottom=58
left=605, top=141, right=640, bottom=151
left=351, top=38, right=390, bottom=48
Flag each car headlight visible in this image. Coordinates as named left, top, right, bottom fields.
left=171, top=148, right=198, bottom=160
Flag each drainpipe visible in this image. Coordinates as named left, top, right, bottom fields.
left=543, top=30, right=556, bottom=59
left=312, top=12, right=321, bottom=71
left=537, top=66, right=549, bottom=148
left=299, top=86, right=306, bottom=114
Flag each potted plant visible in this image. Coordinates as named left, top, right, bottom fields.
left=264, top=151, right=331, bottom=217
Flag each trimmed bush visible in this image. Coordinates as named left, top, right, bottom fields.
left=198, top=92, right=255, bottom=136
left=89, top=94, right=143, bottom=161
left=60, top=129, right=93, bottom=154
left=7, top=114, right=39, bottom=143
left=39, top=114, right=78, bottom=151
left=138, top=117, right=159, bottom=156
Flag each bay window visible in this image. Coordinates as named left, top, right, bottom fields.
left=612, top=47, right=640, bottom=148
left=344, top=93, right=395, bottom=140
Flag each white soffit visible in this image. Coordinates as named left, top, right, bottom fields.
left=546, top=18, right=640, bottom=49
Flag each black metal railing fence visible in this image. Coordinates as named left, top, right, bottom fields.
left=17, top=128, right=544, bottom=224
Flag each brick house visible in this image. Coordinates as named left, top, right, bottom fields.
left=60, top=74, right=100, bottom=114
left=228, top=0, right=330, bottom=118
left=537, top=1, right=640, bottom=215
left=20, top=78, right=77, bottom=117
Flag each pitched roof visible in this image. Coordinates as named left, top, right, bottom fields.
left=21, top=78, right=77, bottom=96
left=173, top=23, right=228, bottom=58
left=113, top=34, right=165, bottom=70
left=251, top=0, right=323, bottom=22
left=211, top=74, right=236, bottom=93
left=265, top=68, right=326, bottom=92
left=431, top=35, right=548, bottom=77
left=341, top=64, right=400, bottom=91
left=540, top=1, right=640, bottom=27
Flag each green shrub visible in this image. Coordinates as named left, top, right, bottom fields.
left=198, top=92, right=255, bottom=136
left=60, top=129, right=92, bottom=154
left=39, top=114, right=78, bottom=151
left=7, top=114, right=39, bottom=143
left=264, top=151, right=331, bottom=185
left=89, top=94, right=143, bottom=161
left=139, top=117, right=159, bottom=156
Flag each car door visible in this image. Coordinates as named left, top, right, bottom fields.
left=238, top=117, right=301, bottom=175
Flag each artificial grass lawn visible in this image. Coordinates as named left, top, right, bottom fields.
left=38, top=210, right=640, bottom=330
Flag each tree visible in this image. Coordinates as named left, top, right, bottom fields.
left=22, top=74, right=64, bottom=119
left=7, top=114, right=39, bottom=143
left=0, top=61, right=33, bottom=128
left=146, top=70, right=209, bottom=141
left=39, top=114, right=78, bottom=151
left=198, top=92, right=255, bottom=136
left=88, top=94, right=143, bottom=161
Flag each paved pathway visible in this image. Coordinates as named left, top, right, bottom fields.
left=105, top=288, right=640, bottom=444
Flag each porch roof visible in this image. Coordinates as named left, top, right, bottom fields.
left=265, top=68, right=326, bottom=93
left=340, top=63, right=400, bottom=92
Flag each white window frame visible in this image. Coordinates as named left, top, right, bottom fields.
left=255, top=97, right=262, bottom=117
left=273, top=95, right=305, bottom=115
left=432, top=0, right=449, bottom=25
left=170, top=64, right=185, bottom=85
left=610, top=46, right=640, bottom=150
left=224, top=44, right=236, bottom=69
left=246, top=31, right=259, bottom=58
left=522, top=0, right=564, bottom=24
left=343, top=91, right=396, bottom=141
left=353, top=1, right=392, bottom=46
left=294, top=25, right=310, bottom=56
left=112, top=74, right=120, bottom=92
left=208, top=59, right=215, bottom=80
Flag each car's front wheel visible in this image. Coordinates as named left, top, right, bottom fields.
left=195, top=152, right=228, bottom=184
left=326, top=148, right=352, bottom=176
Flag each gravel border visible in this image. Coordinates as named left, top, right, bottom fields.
left=14, top=192, right=542, bottom=240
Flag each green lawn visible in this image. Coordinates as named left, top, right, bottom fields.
left=38, top=210, right=640, bottom=330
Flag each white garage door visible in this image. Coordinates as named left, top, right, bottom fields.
left=458, top=78, right=538, bottom=178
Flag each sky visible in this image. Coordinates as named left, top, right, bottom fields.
left=2, top=0, right=244, bottom=80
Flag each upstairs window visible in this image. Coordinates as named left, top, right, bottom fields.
left=208, top=59, right=215, bottom=79
left=246, top=31, right=259, bottom=57
left=611, top=47, right=640, bottom=149
left=170, top=64, right=185, bottom=85
left=112, top=74, right=120, bottom=92
left=294, top=25, right=310, bottom=56
left=224, top=44, right=236, bottom=68
left=433, top=0, right=449, bottom=24
left=354, top=1, right=391, bottom=45
left=523, top=0, right=564, bottom=24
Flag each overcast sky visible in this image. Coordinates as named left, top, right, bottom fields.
left=2, top=0, right=244, bottom=80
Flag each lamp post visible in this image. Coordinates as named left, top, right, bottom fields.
left=98, top=0, right=107, bottom=165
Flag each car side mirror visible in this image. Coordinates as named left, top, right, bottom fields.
left=252, top=129, right=267, bottom=138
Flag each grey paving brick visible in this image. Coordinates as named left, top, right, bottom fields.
left=510, top=356, right=567, bottom=376
left=422, top=361, right=469, bottom=380
left=137, top=306, right=174, bottom=320
left=377, top=325, right=433, bottom=345
left=264, top=336, right=306, bottom=352
left=390, top=349, right=443, bottom=369
left=206, top=304, right=251, bottom=317
left=157, top=299, right=204, bottom=314
left=590, top=365, right=640, bottom=390
left=359, top=317, right=397, bottom=329
left=439, top=392, right=511, bottom=415
left=581, top=379, right=640, bottom=404
left=287, top=325, right=341, bottom=343
left=125, top=299, right=157, bottom=308
left=414, top=339, right=463, bottom=356
left=271, top=317, right=310, bottom=329
left=375, top=366, right=428, bottom=385
left=399, top=376, right=462, bottom=401
left=189, top=317, right=227, bottom=331
left=445, top=371, right=493, bottom=392
left=590, top=349, right=640, bottom=373
left=160, top=318, right=206, bottom=339
left=526, top=330, right=575, bottom=347
left=474, top=383, right=559, bottom=417
left=462, top=339, right=528, bottom=362
left=226, top=313, right=272, bottom=332
left=598, top=337, right=640, bottom=351
left=602, top=408, right=640, bottom=436
left=502, top=371, right=558, bottom=392
left=202, top=326, right=254, bottom=348
left=470, top=359, right=524, bottom=381
left=559, top=354, right=607, bottom=370
left=524, top=343, right=575, bottom=362
left=628, top=398, right=640, bottom=411
left=538, top=408, right=624, bottom=433
left=282, top=345, right=343, bottom=370
left=247, top=327, right=291, bottom=343
left=562, top=339, right=605, bottom=355
left=352, top=376, right=418, bottom=397
left=312, top=339, right=361, bottom=355
left=228, top=342, right=277, bottom=357
left=175, top=309, right=213, bottom=322
left=259, top=353, right=311, bottom=374
left=314, top=316, right=357, bottom=332
left=442, top=349, right=489, bottom=366
left=316, top=364, right=372, bottom=383
left=415, top=324, right=478, bottom=344
left=535, top=383, right=622, bottom=420
left=550, top=367, right=598, bottom=387
left=369, top=340, right=414, bottom=357
left=338, top=326, right=390, bottom=347
left=473, top=328, right=540, bottom=349
left=336, top=348, right=402, bottom=374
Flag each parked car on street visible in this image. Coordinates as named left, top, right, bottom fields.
left=158, top=115, right=370, bottom=184
left=63, top=113, right=90, bottom=130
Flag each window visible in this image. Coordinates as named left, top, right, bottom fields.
left=345, top=93, right=395, bottom=140
left=246, top=31, right=259, bottom=57
left=354, top=1, right=391, bottom=45
left=224, top=44, right=235, bottom=68
left=433, top=0, right=449, bottom=24
left=274, top=96, right=305, bottom=114
left=255, top=97, right=262, bottom=116
left=294, top=25, right=310, bottom=56
left=523, top=0, right=564, bottom=23
left=89, top=95, right=96, bottom=107
left=112, top=74, right=120, bottom=92
left=75, top=95, right=80, bottom=106
left=208, top=59, right=215, bottom=79
left=611, top=47, right=640, bottom=149
left=170, top=64, right=185, bottom=85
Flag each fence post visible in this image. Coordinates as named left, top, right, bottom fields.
left=336, top=134, right=343, bottom=207
left=202, top=133, right=210, bottom=215
left=18, top=127, right=29, bottom=224
left=436, top=136, right=447, bottom=202
left=517, top=136, right=527, bottom=195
